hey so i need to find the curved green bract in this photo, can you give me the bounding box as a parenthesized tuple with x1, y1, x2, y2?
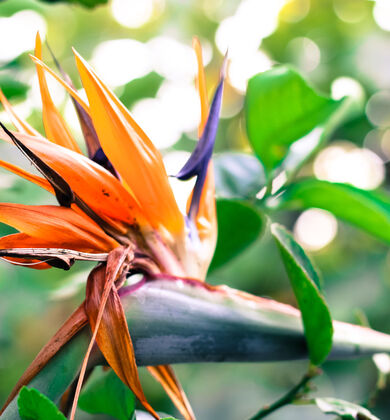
(277, 179, 390, 244)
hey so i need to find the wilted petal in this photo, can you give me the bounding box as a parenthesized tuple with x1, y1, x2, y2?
(85, 263, 158, 418)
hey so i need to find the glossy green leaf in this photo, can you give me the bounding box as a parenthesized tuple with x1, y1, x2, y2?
(246, 66, 342, 172)
(315, 398, 380, 420)
(17, 387, 66, 420)
(214, 152, 265, 199)
(78, 367, 135, 420)
(271, 223, 333, 365)
(209, 200, 264, 272)
(276, 179, 390, 244)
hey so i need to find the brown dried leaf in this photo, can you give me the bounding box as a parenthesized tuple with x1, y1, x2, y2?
(85, 253, 158, 419)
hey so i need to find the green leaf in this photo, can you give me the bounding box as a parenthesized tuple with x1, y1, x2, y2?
(246, 66, 342, 172)
(271, 223, 333, 365)
(78, 367, 135, 420)
(0, 75, 28, 100)
(315, 398, 380, 420)
(209, 200, 264, 272)
(17, 386, 66, 420)
(277, 179, 390, 244)
(119, 72, 164, 109)
(214, 152, 265, 199)
(37, 0, 108, 7)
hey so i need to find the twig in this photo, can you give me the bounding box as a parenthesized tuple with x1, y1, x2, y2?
(248, 366, 321, 420)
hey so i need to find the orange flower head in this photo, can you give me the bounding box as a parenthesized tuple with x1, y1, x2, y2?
(0, 34, 225, 420)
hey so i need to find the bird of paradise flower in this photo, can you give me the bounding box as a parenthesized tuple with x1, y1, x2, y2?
(0, 34, 225, 420)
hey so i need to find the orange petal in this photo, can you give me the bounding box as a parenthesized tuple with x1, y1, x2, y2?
(85, 264, 158, 418)
(0, 304, 88, 414)
(0, 203, 118, 252)
(0, 160, 53, 193)
(0, 128, 144, 233)
(0, 88, 41, 137)
(34, 33, 82, 154)
(30, 54, 90, 114)
(73, 50, 184, 235)
(192, 37, 209, 136)
(148, 365, 195, 420)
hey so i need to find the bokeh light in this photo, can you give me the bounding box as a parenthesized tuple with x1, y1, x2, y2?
(314, 142, 385, 190)
(333, 0, 368, 24)
(228, 50, 272, 93)
(148, 36, 211, 82)
(373, 0, 390, 31)
(0, 10, 46, 64)
(92, 39, 152, 87)
(331, 77, 364, 101)
(286, 37, 321, 73)
(215, 0, 286, 57)
(279, 0, 310, 23)
(294, 208, 338, 252)
(132, 80, 200, 149)
(366, 90, 390, 127)
(111, 0, 165, 28)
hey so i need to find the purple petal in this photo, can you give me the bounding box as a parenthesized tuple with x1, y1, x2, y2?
(176, 69, 225, 219)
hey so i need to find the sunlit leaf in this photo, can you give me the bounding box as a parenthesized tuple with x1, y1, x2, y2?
(271, 223, 333, 365)
(246, 66, 343, 172)
(214, 152, 265, 199)
(17, 387, 66, 420)
(209, 200, 264, 272)
(276, 179, 390, 244)
(315, 397, 380, 420)
(78, 368, 135, 420)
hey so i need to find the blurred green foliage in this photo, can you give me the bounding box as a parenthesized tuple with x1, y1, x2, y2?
(0, 0, 389, 419)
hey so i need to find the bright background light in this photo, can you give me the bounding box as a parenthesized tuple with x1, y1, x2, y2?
(294, 208, 338, 252)
(0, 11, 46, 64)
(314, 142, 385, 190)
(92, 39, 152, 87)
(111, 0, 165, 28)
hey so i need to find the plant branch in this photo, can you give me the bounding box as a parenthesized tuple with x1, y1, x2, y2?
(248, 367, 320, 419)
